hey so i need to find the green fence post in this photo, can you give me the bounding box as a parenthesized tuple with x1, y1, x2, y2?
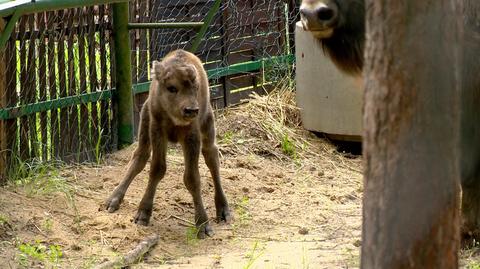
(113, 2, 134, 147)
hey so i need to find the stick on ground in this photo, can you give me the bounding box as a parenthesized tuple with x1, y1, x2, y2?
(93, 233, 159, 269)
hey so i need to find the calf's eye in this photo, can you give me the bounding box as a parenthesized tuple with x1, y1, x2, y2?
(167, 86, 178, 93)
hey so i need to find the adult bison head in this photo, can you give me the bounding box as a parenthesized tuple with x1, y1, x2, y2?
(300, 0, 365, 75)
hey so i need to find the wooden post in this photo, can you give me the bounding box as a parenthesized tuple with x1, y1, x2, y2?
(361, 1, 462, 268)
(113, 2, 134, 147)
(0, 18, 6, 183)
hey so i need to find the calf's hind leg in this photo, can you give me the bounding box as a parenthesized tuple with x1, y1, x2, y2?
(106, 106, 151, 213)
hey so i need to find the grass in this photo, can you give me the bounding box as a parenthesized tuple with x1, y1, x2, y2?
(468, 263, 480, 269)
(95, 128, 105, 165)
(281, 134, 297, 159)
(9, 158, 71, 196)
(344, 247, 360, 268)
(243, 241, 265, 269)
(220, 130, 235, 145)
(235, 196, 252, 226)
(64, 188, 82, 234)
(185, 225, 200, 245)
(225, 86, 313, 164)
(0, 214, 9, 225)
(17, 241, 63, 268)
(7, 157, 70, 197)
(41, 218, 53, 233)
(302, 245, 310, 269)
(6, 157, 83, 233)
(462, 244, 480, 269)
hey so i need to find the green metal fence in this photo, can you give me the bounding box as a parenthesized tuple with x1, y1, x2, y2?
(0, 0, 299, 182)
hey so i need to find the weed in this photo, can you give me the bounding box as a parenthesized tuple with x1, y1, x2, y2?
(220, 130, 234, 144)
(243, 241, 265, 269)
(280, 134, 296, 159)
(64, 190, 82, 234)
(81, 257, 100, 269)
(302, 245, 310, 269)
(0, 214, 9, 225)
(95, 129, 105, 165)
(8, 158, 69, 197)
(344, 247, 360, 268)
(468, 262, 480, 269)
(185, 225, 200, 245)
(236, 196, 252, 225)
(41, 218, 53, 233)
(18, 241, 63, 268)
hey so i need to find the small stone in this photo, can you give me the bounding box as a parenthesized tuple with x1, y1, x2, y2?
(298, 227, 309, 235)
(62, 172, 73, 177)
(258, 187, 275, 193)
(228, 175, 240, 181)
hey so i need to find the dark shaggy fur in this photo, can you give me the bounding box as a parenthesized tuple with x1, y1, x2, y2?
(307, 0, 366, 75)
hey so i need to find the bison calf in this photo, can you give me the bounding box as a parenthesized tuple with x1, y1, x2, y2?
(105, 49, 231, 238)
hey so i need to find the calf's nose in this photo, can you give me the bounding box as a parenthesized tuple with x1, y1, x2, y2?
(183, 107, 199, 118)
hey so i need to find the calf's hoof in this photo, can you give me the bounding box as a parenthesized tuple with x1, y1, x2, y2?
(216, 204, 232, 223)
(134, 208, 152, 226)
(197, 223, 214, 239)
(105, 195, 123, 213)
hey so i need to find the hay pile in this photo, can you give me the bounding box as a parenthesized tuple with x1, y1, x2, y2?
(215, 85, 362, 175)
(216, 87, 327, 162)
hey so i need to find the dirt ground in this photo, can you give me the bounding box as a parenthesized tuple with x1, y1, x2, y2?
(0, 90, 475, 268)
(0, 89, 363, 268)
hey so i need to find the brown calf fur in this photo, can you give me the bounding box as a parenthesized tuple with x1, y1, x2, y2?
(105, 49, 231, 238)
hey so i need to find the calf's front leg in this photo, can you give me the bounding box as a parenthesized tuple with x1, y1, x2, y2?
(182, 133, 212, 238)
(134, 128, 167, 226)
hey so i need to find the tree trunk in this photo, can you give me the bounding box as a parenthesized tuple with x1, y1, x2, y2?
(459, 0, 480, 243)
(361, 1, 462, 268)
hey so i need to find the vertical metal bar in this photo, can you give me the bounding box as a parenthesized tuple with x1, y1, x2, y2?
(189, 0, 222, 53)
(113, 2, 134, 147)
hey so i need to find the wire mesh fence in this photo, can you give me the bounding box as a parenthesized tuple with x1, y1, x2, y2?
(0, 0, 300, 181)
(0, 6, 116, 179)
(130, 0, 300, 131)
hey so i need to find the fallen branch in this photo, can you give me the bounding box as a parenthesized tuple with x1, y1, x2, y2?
(168, 215, 195, 226)
(93, 233, 159, 269)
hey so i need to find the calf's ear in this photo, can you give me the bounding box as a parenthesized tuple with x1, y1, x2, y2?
(184, 64, 197, 82)
(151, 60, 163, 80)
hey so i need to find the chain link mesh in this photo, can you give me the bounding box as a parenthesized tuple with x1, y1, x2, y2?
(130, 0, 299, 110)
(0, 1, 300, 179)
(0, 6, 116, 178)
